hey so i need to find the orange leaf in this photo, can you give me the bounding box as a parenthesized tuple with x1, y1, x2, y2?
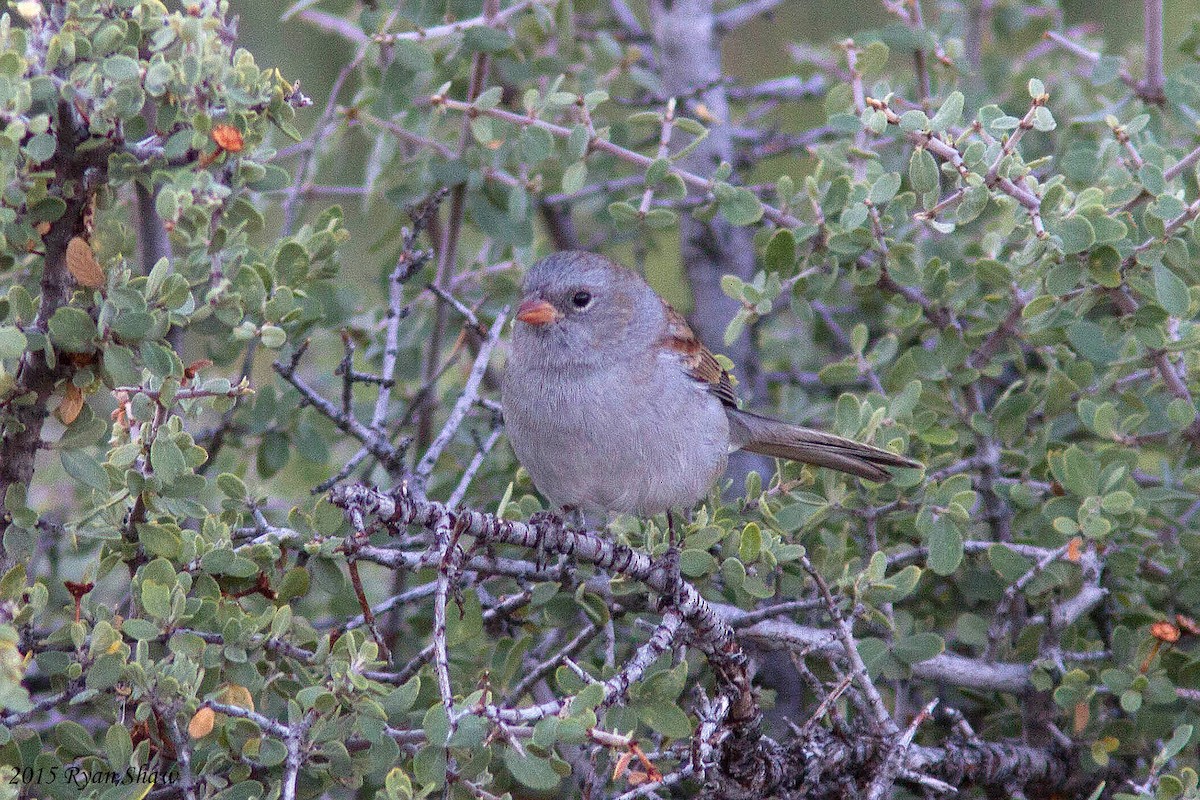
(1066, 537, 1082, 562)
(611, 751, 634, 781)
(212, 124, 244, 153)
(625, 770, 652, 786)
(220, 683, 255, 711)
(1151, 621, 1181, 643)
(188, 707, 215, 739)
(1073, 700, 1089, 733)
(66, 237, 104, 288)
(57, 385, 84, 424)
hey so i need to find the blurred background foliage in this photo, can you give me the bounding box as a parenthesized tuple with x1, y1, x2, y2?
(230, 0, 1197, 307)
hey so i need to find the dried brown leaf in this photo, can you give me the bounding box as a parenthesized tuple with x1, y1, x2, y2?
(188, 707, 215, 739)
(66, 236, 104, 288)
(56, 384, 84, 424)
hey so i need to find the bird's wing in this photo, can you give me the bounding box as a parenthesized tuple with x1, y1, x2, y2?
(659, 303, 738, 408)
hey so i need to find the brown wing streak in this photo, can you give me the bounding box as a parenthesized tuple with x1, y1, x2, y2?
(660, 303, 738, 408)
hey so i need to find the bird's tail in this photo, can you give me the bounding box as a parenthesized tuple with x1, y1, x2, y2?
(727, 408, 921, 482)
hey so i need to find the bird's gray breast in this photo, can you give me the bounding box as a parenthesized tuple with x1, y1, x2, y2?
(501, 353, 729, 516)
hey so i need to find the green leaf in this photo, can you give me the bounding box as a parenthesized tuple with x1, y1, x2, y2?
(56, 720, 98, 756)
(29, 196, 67, 224)
(1088, 246, 1123, 287)
(61, 450, 110, 492)
(48, 306, 98, 352)
(122, 618, 160, 640)
(217, 473, 247, 499)
(503, 748, 562, 791)
(607, 201, 638, 225)
(561, 160, 587, 195)
(519, 126, 554, 165)
(1032, 106, 1056, 132)
(988, 544, 1034, 583)
(893, 632, 944, 664)
(463, 26, 513, 53)
(1067, 320, 1118, 365)
(1168, 397, 1197, 429)
(908, 148, 938, 194)
(567, 124, 589, 160)
(1052, 215, 1095, 254)
(140, 581, 172, 620)
(719, 187, 763, 226)
(643, 208, 677, 228)
(0, 326, 27, 359)
(927, 517, 963, 575)
(930, 91, 964, 131)
(738, 523, 761, 563)
(1140, 163, 1166, 195)
(1155, 724, 1194, 767)
(277, 567, 310, 601)
(102, 54, 140, 82)
(855, 41, 890, 79)
(105, 721, 133, 769)
(764, 228, 796, 276)
(956, 183, 988, 224)
(645, 157, 669, 186)
(384, 767, 414, 800)
(150, 436, 187, 482)
(24, 132, 55, 163)
(1153, 263, 1190, 317)
(869, 172, 902, 206)
(137, 523, 182, 559)
(1058, 445, 1101, 497)
(473, 86, 502, 111)
(638, 701, 693, 738)
(900, 109, 930, 132)
(260, 325, 286, 349)
(876, 565, 921, 602)
(247, 164, 291, 191)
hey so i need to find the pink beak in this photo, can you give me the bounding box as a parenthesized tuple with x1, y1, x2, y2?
(516, 297, 562, 326)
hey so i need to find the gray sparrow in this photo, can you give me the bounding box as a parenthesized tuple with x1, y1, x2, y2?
(500, 251, 920, 518)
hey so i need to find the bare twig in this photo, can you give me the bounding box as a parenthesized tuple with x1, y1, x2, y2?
(713, 0, 785, 33)
(1141, 0, 1165, 103)
(413, 310, 507, 488)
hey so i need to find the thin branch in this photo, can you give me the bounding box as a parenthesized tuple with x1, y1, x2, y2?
(726, 74, 827, 102)
(413, 310, 507, 488)
(428, 94, 803, 229)
(370, 0, 557, 43)
(1043, 31, 1137, 90)
(1142, 0, 1165, 103)
(713, 0, 786, 33)
(416, 0, 499, 454)
(446, 425, 504, 507)
(799, 555, 897, 733)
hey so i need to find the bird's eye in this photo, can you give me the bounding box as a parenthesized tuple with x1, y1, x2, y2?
(571, 291, 593, 309)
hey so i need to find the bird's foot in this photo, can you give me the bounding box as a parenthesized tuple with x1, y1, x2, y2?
(657, 545, 683, 610)
(528, 509, 565, 528)
(528, 508, 572, 572)
(658, 510, 684, 608)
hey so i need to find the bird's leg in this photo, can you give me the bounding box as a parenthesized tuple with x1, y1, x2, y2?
(660, 509, 683, 609)
(528, 507, 569, 572)
(565, 506, 586, 530)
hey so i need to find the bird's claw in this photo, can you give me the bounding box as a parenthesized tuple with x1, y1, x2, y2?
(528, 509, 566, 572)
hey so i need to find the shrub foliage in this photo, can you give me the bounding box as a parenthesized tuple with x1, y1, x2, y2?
(3, 0, 1200, 798)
